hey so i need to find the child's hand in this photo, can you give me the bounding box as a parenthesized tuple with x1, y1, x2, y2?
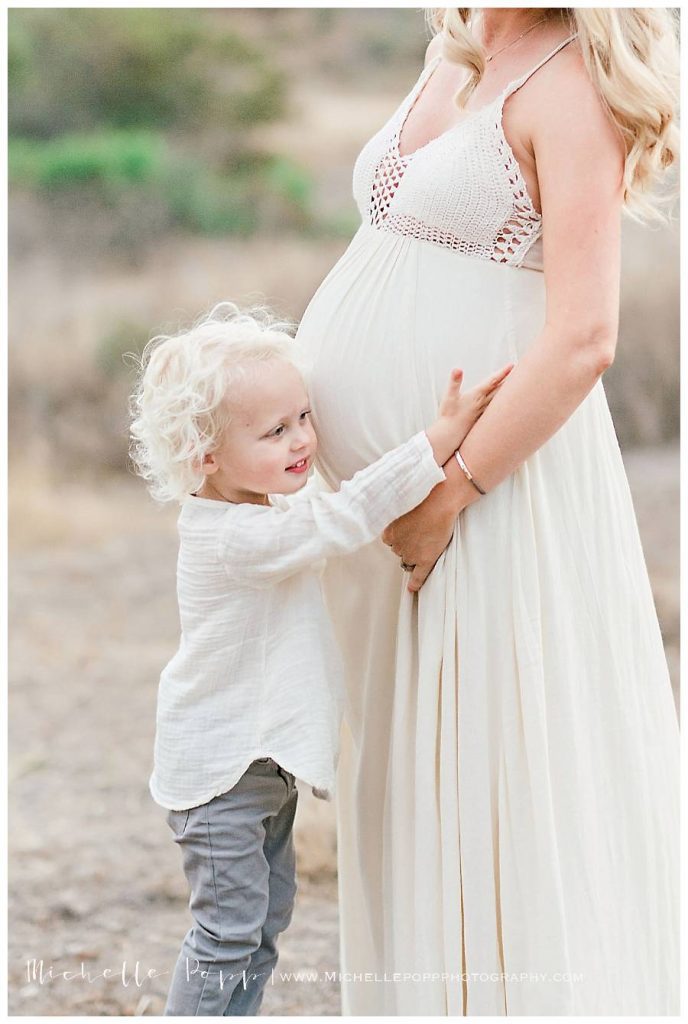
(425, 363, 514, 467)
(438, 364, 513, 425)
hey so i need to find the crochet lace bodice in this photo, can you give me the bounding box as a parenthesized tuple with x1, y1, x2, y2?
(352, 33, 578, 271)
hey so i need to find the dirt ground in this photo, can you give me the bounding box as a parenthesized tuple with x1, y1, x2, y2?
(8, 442, 679, 1016)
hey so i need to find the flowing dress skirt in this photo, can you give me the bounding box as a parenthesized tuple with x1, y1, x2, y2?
(295, 223, 679, 1015)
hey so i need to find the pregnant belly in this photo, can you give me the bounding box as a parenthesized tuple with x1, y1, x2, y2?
(295, 224, 546, 485)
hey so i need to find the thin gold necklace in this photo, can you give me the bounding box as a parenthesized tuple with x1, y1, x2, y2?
(484, 16, 550, 63)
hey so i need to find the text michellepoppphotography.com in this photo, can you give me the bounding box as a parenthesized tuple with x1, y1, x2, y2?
(25, 958, 583, 989)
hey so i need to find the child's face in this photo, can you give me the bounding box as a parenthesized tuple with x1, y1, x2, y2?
(199, 359, 317, 504)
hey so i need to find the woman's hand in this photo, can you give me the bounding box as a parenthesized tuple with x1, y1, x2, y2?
(386, 363, 511, 592)
(382, 454, 480, 592)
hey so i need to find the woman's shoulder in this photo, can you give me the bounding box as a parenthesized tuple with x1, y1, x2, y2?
(523, 39, 622, 155)
(526, 35, 594, 105)
(423, 33, 443, 67)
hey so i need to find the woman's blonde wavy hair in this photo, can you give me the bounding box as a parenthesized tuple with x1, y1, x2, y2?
(425, 8, 680, 224)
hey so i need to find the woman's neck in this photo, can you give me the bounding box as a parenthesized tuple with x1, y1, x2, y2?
(477, 7, 555, 49)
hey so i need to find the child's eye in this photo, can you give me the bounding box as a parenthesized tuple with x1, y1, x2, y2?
(270, 409, 311, 438)
(267, 412, 309, 438)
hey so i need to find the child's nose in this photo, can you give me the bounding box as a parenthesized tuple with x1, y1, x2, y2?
(293, 427, 310, 449)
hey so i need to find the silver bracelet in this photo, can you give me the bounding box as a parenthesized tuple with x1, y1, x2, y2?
(454, 448, 486, 495)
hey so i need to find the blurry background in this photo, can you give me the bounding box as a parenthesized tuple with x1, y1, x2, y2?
(8, 8, 679, 1016)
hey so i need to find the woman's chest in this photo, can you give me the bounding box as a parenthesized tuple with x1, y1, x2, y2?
(401, 92, 540, 220)
(353, 112, 536, 237)
(351, 67, 542, 265)
(397, 61, 541, 215)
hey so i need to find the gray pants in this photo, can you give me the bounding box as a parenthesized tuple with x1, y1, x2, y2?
(163, 758, 298, 1015)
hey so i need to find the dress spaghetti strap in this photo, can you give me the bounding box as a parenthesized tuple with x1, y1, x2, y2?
(503, 32, 579, 98)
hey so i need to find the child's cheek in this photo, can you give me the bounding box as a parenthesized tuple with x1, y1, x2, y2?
(258, 450, 281, 478)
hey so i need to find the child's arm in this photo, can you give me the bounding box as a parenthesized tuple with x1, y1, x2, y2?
(217, 429, 446, 586)
(217, 363, 512, 586)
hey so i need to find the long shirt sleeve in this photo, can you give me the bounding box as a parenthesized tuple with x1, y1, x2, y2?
(216, 430, 446, 585)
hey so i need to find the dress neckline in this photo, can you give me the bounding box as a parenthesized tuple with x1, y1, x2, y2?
(395, 31, 578, 161)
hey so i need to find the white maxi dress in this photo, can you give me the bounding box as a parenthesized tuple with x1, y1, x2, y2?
(294, 34, 679, 1016)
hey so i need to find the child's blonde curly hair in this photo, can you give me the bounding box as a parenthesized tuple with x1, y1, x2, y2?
(129, 301, 311, 504)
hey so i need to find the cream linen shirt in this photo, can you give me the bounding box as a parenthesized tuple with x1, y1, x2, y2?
(149, 430, 446, 810)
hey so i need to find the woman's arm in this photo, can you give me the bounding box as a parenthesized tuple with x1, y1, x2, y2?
(384, 51, 627, 593)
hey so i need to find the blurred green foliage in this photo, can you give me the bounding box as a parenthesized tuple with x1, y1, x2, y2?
(9, 132, 166, 189)
(8, 8, 285, 137)
(8, 8, 315, 237)
(9, 131, 312, 236)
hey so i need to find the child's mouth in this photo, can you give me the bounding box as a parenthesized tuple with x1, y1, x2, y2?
(286, 457, 309, 474)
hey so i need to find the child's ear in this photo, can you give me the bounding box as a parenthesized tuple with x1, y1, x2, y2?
(200, 451, 219, 477)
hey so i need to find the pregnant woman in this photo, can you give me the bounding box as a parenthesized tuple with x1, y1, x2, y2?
(295, 7, 679, 1016)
